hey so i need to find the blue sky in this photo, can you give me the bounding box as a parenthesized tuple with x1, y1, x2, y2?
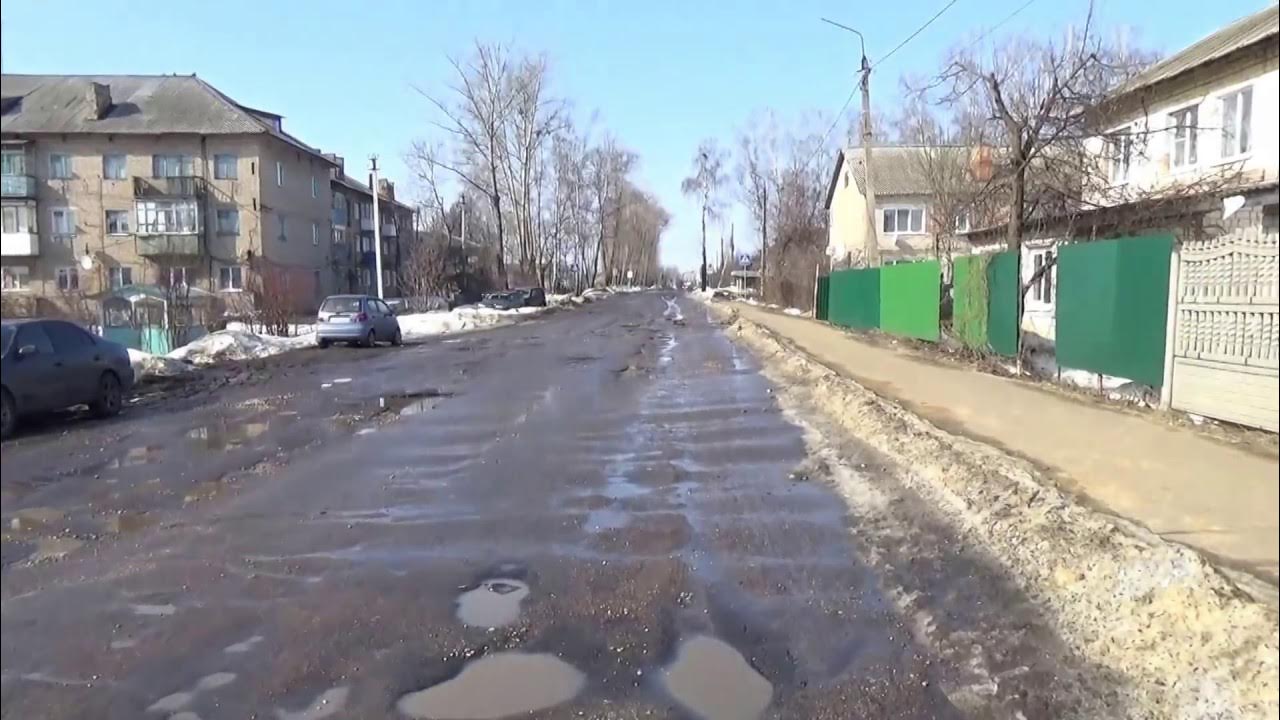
(2, 0, 1270, 270)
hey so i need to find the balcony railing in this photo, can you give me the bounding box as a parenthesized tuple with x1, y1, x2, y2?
(1, 175, 38, 198)
(359, 250, 377, 267)
(133, 176, 207, 197)
(137, 234, 201, 256)
(0, 231, 39, 257)
(359, 217, 375, 232)
(381, 222, 398, 237)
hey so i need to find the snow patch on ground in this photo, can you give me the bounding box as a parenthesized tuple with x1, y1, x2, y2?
(783, 307, 806, 316)
(166, 330, 316, 366)
(128, 348, 195, 380)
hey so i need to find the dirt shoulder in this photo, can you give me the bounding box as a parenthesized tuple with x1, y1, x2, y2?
(709, 300, 1279, 720)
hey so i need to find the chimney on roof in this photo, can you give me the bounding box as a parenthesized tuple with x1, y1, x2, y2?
(378, 178, 395, 201)
(86, 82, 112, 120)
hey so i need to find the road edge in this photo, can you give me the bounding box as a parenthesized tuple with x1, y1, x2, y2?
(704, 298, 1279, 720)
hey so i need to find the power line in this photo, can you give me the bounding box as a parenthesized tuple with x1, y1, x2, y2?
(873, 0, 961, 69)
(803, 87, 858, 171)
(964, 0, 1039, 52)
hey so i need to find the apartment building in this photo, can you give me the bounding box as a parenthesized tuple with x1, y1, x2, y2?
(1, 74, 339, 317)
(326, 155, 415, 297)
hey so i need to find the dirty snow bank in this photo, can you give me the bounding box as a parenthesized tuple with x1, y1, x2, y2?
(128, 348, 195, 379)
(399, 305, 544, 340)
(166, 329, 315, 366)
(710, 301, 1279, 720)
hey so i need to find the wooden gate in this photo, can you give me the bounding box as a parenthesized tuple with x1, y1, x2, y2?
(1168, 207, 1279, 431)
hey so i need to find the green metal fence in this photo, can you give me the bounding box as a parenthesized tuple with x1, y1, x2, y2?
(828, 268, 880, 330)
(952, 255, 990, 351)
(816, 276, 830, 321)
(1056, 233, 1174, 386)
(880, 260, 940, 341)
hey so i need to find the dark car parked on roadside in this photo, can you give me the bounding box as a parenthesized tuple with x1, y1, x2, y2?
(479, 291, 527, 311)
(1, 319, 135, 439)
(522, 287, 547, 307)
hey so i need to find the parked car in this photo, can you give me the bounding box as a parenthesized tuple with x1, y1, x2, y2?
(521, 287, 547, 307)
(315, 295, 403, 348)
(479, 291, 527, 311)
(449, 289, 484, 310)
(1, 319, 135, 439)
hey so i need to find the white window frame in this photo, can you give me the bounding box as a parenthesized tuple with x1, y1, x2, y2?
(108, 266, 134, 289)
(332, 227, 345, 245)
(152, 154, 193, 178)
(2, 265, 30, 292)
(49, 153, 73, 179)
(311, 175, 318, 198)
(105, 209, 131, 235)
(50, 207, 76, 237)
(1105, 126, 1133, 184)
(1028, 247, 1056, 306)
(214, 153, 238, 180)
(312, 221, 319, 246)
(881, 206, 925, 235)
(1218, 85, 1253, 161)
(218, 265, 245, 292)
(953, 212, 971, 234)
(103, 154, 127, 180)
(167, 266, 190, 289)
(2, 204, 37, 233)
(216, 208, 240, 235)
(1168, 104, 1198, 170)
(56, 266, 80, 291)
(135, 199, 199, 234)
(276, 161, 284, 187)
(1, 149, 27, 176)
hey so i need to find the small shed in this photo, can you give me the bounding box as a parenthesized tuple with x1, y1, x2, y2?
(98, 284, 213, 355)
(730, 270, 761, 295)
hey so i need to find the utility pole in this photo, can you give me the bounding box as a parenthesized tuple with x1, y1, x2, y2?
(822, 18, 880, 267)
(370, 155, 384, 299)
(760, 183, 768, 302)
(699, 205, 708, 292)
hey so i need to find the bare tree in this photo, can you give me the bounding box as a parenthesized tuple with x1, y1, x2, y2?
(681, 140, 727, 292)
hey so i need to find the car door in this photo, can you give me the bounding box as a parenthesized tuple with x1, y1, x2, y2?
(375, 300, 397, 337)
(43, 321, 100, 405)
(9, 323, 65, 412)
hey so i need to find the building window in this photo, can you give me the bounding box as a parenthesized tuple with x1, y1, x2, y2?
(216, 208, 240, 235)
(276, 161, 284, 187)
(167, 266, 189, 288)
(360, 235, 374, 253)
(152, 154, 193, 178)
(277, 213, 287, 242)
(1031, 249, 1055, 303)
(2, 205, 37, 233)
(311, 175, 318, 198)
(106, 209, 131, 235)
(881, 207, 924, 234)
(49, 153, 73, 179)
(219, 266, 244, 291)
(136, 199, 199, 234)
(332, 227, 345, 245)
(1, 149, 27, 176)
(103, 154, 127, 180)
(360, 267, 372, 288)
(1220, 87, 1252, 159)
(57, 267, 80, 291)
(1106, 127, 1133, 183)
(50, 207, 76, 237)
(383, 269, 393, 289)
(312, 221, 319, 246)
(2, 266, 30, 292)
(1169, 105, 1198, 168)
(214, 154, 238, 180)
(108, 266, 134, 289)
(953, 212, 971, 234)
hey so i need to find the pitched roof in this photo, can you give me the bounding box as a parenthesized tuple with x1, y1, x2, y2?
(825, 145, 964, 208)
(1115, 5, 1278, 97)
(0, 74, 335, 165)
(331, 173, 413, 213)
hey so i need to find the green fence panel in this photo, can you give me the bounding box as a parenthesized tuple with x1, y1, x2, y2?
(1056, 233, 1173, 386)
(828, 268, 880, 329)
(880, 260, 940, 341)
(986, 252, 1019, 357)
(816, 276, 831, 321)
(952, 256, 988, 351)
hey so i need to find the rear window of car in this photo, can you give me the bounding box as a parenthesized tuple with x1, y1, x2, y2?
(321, 297, 363, 314)
(44, 321, 95, 353)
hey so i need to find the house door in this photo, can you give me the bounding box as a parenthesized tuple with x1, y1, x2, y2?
(1168, 206, 1278, 431)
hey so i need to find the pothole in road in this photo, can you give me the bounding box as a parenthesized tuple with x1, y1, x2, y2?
(660, 635, 773, 720)
(455, 579, 530, 628)
(374, 390, 453, 417)
(396, 652, 585, 719)
(186, 419, 273, 451)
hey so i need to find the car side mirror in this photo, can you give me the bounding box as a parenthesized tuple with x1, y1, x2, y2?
(16, 344, 38, 358)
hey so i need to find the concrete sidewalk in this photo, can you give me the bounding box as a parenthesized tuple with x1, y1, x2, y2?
(733, 303, 1280, 588)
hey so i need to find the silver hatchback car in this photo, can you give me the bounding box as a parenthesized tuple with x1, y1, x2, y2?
(315, 295, 403, 348)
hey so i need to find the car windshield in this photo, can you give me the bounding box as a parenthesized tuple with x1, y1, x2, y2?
(320, 297, 363, 314)
(0, 325, 13, 355)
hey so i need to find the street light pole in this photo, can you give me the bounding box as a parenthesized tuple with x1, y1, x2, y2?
(822, 18, 880, 268)
(370, 155, 384, 298)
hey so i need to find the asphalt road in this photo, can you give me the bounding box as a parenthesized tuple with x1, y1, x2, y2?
(2, 293, 1072, 719)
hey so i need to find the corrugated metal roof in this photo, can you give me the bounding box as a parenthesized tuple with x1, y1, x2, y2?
(825, 145, 965, 208)
(1116, 5, 1278, 96)
(0, 74, 336, 166)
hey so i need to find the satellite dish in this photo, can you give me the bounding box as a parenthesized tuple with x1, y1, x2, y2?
(78, 253, 94, 271)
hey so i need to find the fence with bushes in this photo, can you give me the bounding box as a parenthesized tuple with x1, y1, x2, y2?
(953, 252, 1018, 356)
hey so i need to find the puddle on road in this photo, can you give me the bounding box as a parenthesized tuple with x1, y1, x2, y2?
(147, 672, 236, 713)
(186, 420, 270, 451)
(661, 635, 773, 720)
(131, 603, 177, 616)
(603, 476, 650, 499)
(396, 652, 585, 719)
(223, 635, 264, 654)
(456, 579, 530, 628)
(10, 506, 65, 529)
(585, 507, 631, 532)
(277, 686, 349, 720)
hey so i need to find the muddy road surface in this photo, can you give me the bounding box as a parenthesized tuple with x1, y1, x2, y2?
(3, 293, 1075, 719)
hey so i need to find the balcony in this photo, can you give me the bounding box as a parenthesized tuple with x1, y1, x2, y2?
(137, 234, 201, 256)
(1, 175, 38, 199)
(133, 176, 207, 198)
(359, 250, 377, 267)
(381, 222, 398, 237)
(359, 217, 375, 232)
(0, 231, 39, 257)
(332, 207, 349, 227)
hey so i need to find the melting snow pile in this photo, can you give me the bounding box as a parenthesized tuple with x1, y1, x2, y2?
(398, 306, 544, 341)
(166, 329, 315, 366)
(783, 307, 806, 316)
(128, 348, 195, 380)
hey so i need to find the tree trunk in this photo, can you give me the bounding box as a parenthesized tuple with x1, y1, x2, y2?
(699, 206, 708, 292)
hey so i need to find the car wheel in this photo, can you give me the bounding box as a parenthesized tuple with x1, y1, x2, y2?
(392, 328, 403, 346)
(90, 372, 123, 418)
(364, 329, 377, 348)
(317, 337, 331, 349)
(1, 388, 16, 440)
